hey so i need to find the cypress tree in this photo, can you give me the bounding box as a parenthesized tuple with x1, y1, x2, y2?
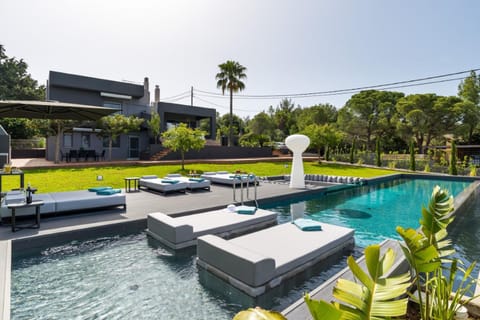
(449, 140, 458, 175)
(409, 141, 416, 171)
(375, 138, 381, 167)
(350, 136, 356, 164)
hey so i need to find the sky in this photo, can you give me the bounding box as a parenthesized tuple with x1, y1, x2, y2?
(1, 0, 479, 118)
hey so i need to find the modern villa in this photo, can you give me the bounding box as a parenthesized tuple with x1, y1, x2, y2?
(45, 71, 216, 161)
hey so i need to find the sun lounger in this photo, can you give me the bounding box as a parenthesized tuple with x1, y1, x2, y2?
(196, 221, 355, 296)
(0, 190, 126, 218)
(200, 171, 257, 186)
(139, 175, 188, 194)
(165, 174, 211, 191)
(146, 207, 278, 249)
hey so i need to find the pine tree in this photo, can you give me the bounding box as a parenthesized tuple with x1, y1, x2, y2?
(449, 140, 458, 175)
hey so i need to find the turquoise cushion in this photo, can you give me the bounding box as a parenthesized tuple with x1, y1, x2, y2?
(88, 186, 112, 192)
(96, 188, 122, 195)
(235, 205, 257, 215)
(161, 179, 179, 184)
(292, 218, 322, 231)
(189, 178, 205, 182)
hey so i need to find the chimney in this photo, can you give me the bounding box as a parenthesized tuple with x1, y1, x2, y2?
(154, 85, 160, 103)
(143, 77, 150, 104)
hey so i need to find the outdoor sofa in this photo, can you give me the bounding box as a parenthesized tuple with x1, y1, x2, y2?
(200, 171, 257, 186)
(0, 189, 126, 218)
(139, 175, 188, 194)
(147, 206, 278, 249)
(165, 174, 211, 191)
(196, 221, 355, 296)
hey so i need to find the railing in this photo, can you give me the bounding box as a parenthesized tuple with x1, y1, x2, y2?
(232, 174, 258, 207)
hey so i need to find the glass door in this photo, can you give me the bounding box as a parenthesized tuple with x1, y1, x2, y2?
(128, 136, 140, 159)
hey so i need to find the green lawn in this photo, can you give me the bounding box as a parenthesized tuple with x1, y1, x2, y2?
(4, 162, 398, 193)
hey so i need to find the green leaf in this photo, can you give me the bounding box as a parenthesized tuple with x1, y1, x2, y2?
(304, 294, 345, 320)
(232, 307, 287, 320)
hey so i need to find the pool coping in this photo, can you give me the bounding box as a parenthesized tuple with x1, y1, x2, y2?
(3, 173, 479, 319)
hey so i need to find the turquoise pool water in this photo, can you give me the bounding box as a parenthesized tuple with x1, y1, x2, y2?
(10, 177, 475, 319)
(264, 178, 472, 248)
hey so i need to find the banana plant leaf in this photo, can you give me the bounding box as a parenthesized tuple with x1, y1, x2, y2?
(232, 307, 287, 320)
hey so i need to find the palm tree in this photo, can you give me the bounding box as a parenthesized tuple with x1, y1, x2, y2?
(215, 60, 247, 146)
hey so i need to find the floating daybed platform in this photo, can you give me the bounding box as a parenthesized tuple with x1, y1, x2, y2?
(200, 171, 257, 186)
(165, 174, 211, 191)
(139, 175, 188, 194)
(196, 221, 355, 297)
(146, 207, 277, 249)
(0, 189, 126, 218)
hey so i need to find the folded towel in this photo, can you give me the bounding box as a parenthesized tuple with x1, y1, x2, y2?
(235, 205, 257, 215)
(293, 218, 322, 231)
(161, 179, 179, 184)
(189, 178, 205, 182)
(88, 186, 113, 192)
(96, 188, 121, 195)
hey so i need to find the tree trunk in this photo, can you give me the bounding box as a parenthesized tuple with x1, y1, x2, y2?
(229, 88, 233, 147)
(54, 122, 63, 164)
(109, 137, 113, 161)
(181, 151, 185, 170)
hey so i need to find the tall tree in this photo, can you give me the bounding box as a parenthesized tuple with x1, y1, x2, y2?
(216, 113, 245, 145)
(161, 123, 206, 170)
(147, 112, 161, 144)
(0, 45, 46, 138)
(296, 103, 337, 131)
(338, 90, 403, 150)
(457, 71, 480, 142)
(96, 114, 143, 161)
(215, 60, 247, 146)
(274, 98, 296, 135)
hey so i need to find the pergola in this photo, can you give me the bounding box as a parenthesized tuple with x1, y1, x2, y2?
(0, 100, 117, 163)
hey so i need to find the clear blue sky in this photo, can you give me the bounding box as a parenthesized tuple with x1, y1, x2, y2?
(1, 0, 479, 117)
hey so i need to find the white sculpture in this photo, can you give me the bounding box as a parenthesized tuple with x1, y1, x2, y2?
(285, 134, 310, 189)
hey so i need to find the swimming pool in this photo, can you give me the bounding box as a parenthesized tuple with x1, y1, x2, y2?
(264, 177, 472, 247)
(10, 176, 476, 319)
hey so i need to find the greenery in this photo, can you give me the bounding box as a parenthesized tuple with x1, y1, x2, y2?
(375, 138, 381, 167)
(147, 112, 161, 143)
(0, 45, 46, 139)
(449, 140, 457, 175)
(350, 136, 356, 164)
(161, 124, 207, 170)
(215, 60, 247, 147)
(9, 162, 396, 193)
(305, 245, 410, 319)
(409, 140, 416, 171)
(233, 307, 286, 320)
(96, 114, 144, 161)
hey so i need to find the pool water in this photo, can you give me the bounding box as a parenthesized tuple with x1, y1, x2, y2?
(11, 177, 474, 319)
(11, 233, 355, 319)
(264, 178, 472, 248)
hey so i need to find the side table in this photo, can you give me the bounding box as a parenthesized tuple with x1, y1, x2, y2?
(124, 177, 140, 193)
(7, 200, 44, 232)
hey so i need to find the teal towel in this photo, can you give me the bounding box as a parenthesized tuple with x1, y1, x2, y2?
(88, 186, 112, 192)
(293, 218, 322, 231)
(161, 179, 179, 184)
(189, 178, 205, 182)
(96, 188, 121, 195)
(235, 205, 257, 215)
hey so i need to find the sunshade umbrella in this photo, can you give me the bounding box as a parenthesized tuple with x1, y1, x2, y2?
(0, 100, 118, 163)
(0, 100, 117, 120)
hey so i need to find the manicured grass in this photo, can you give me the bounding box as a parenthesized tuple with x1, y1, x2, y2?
(6, 161, 398, 193)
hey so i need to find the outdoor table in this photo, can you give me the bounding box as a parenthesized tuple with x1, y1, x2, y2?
(7, 200, 44, 232)
(124, 177, 140, 193)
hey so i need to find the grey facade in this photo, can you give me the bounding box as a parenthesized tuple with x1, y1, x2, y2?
(46, 71, 217, 161)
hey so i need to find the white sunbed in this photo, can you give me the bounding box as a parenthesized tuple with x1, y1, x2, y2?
(200, 171, 257, 186)
(139, 175, 188, 194)
(196, 221, 355, 297)
(165, 174, 211, 191)
(146, 206, 278, 249)
(0, 190, 126, 218)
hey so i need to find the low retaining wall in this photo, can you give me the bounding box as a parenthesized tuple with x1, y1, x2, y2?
(160, 146, 273, 160)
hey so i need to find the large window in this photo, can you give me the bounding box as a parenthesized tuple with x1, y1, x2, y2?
(103, 101, 122, 114)
(63, 133, 72, 148)
(103, 136, 120, 148)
